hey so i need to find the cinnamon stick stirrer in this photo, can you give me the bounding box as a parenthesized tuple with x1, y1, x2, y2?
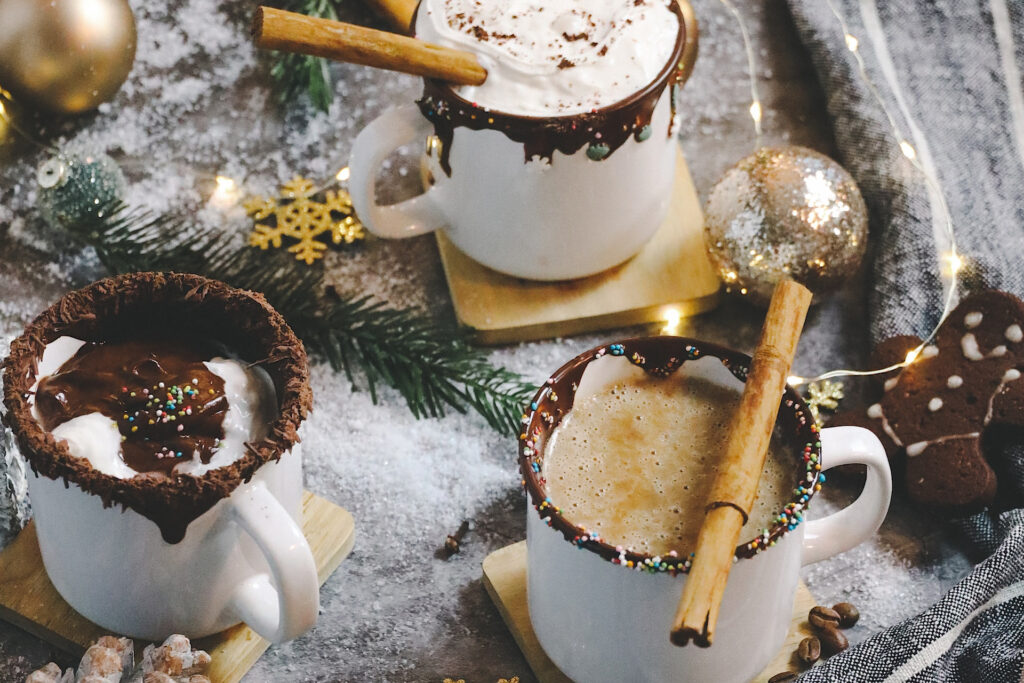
(361, 0, 419, 33)
(252, 7, 487, 86)
(671, 279, 813, 647)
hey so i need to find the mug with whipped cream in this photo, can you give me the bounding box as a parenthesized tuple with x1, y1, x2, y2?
(349, 0, 698, 281)
(2, 273, 319, 644)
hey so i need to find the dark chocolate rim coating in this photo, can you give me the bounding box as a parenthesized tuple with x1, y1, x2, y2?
(415, 1, 694, 173)
(519, 336, 823, 575)
(419, 0, 690, 123)
(2, 272, 313, 543)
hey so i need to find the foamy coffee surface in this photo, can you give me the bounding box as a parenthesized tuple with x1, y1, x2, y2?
(543, 374, 797, 556)
(415, 0, 679, 116)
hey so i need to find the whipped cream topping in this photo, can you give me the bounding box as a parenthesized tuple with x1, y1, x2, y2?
(30, 336, 277, 479)
(415, 0, 680, 116)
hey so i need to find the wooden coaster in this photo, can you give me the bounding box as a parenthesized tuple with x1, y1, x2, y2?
(482, 541, 817, 683)
(436, 151, 721, 345)
(0, 491, 355, 683)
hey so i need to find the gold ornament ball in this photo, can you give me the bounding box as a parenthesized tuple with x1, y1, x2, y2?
(0, 0, 136, 114)
(703, 146, 868, 306)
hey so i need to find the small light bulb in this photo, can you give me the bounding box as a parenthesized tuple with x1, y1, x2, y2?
(844, 33, 859, 52)
(904, 347, 921, 364)
(662, 307, 682, 334)
(946, 251, 964, 275)
(336, 167, 351, 182)
(787, 375, 804, 387)
(211, 176, 240, 208)
(900, 140, 917, 160)
(749, 100, 762, 124)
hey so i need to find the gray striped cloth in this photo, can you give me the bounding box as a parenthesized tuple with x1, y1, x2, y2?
(786, 1, 1024, 680)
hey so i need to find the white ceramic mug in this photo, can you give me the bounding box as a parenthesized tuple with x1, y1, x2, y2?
(1, 273, 321, 645)
(520, 337, 892, 683)
(27, 446, 317, 643)
(348, 3, 698, 281)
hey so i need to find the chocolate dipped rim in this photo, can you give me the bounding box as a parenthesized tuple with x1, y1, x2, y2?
(519, 336, 823, 576)
(2, 272, 312, 544)
(417, 0, 695, 174)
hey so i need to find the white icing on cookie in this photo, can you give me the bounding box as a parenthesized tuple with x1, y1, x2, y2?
(905, 432, 981, 458)
(965, 311, 983, 328)
(884, 377, 899, 392)
(984, 368, 1023, 425)
(922, 345, 939, 358)
(991, 345, 1008, 357)
(867, 403, 904, 446)
(928, 397, 943, 412)
(906, 441, 928, 457)
(962, 333, 984, 360)
(1006, 324, 1023, 343)
(947, 375, 963, 389)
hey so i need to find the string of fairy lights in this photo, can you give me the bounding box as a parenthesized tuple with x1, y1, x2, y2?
(1, 3, 963, 384)
(717, 0, 964, 388)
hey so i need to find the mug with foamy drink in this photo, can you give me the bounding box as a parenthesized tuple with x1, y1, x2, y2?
(349, 0, 698, 280)
(520, 337, 892, 683)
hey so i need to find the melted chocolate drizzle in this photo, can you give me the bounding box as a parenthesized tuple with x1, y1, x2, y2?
(35, 340, 228, 477)
(416, 1, 688, 175)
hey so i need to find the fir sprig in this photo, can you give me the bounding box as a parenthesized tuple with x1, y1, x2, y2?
(268, 0, 339, 111)
(71, 204, 535, 435)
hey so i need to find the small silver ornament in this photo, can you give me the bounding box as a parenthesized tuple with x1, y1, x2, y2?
(37, 150, 126, 229)
(703, 146, 868, 306)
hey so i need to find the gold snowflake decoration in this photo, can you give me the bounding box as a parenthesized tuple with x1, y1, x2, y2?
(805, 379, 845, 424)
(245, 176, 365, 264)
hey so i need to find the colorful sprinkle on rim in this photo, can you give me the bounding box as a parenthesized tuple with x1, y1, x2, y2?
(519, 336, 824, 577)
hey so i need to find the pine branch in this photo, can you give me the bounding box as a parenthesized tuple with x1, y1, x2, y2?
(268, 0, 338, 111)
(69, 204, 534, 435)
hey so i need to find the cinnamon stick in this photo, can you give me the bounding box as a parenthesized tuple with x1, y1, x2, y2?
(361, 0, 419, 33)
(671, 279, 812, 647)
(252, 6, 487, 86)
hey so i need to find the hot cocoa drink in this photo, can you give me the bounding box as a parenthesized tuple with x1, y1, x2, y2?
(543, 372, 797, 556)
(31, 336, 276, 479)
(414, 0, 688, 172)
(416, 0, 681, 116)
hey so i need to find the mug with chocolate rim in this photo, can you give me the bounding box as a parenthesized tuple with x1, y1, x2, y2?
(348, 0, 699, 281)
(2, 272, 319, 644)
(520, 336, 893, 683)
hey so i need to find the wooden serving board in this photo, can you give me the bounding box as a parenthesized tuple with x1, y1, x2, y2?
(436, 151, 721, 345)
(482, 541, 817, 683)
(0, 491, 355, 683)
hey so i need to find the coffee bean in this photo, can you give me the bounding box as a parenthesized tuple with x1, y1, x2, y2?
(808, 605, 841, 629)
(819, 625, 849, 655)
(833, 602, 860, 628)
(797, 636, 821, 665)
(768, 673, 798, 683)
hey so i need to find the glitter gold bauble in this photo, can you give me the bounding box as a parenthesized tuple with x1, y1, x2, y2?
(0, 0, 136, 113)
(703, 146, 868, 306)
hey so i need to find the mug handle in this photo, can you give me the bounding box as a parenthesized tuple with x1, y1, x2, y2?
(224, 481, 319, 643)
(348, 103, 448, 239)
(801, 426, 892, 566)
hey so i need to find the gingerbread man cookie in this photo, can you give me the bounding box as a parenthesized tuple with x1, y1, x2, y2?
(862, 291, 1024, 511)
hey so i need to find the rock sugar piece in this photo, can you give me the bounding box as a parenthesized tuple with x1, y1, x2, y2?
(133, 634, 211, 682)
(865, 290, 1024, 511)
